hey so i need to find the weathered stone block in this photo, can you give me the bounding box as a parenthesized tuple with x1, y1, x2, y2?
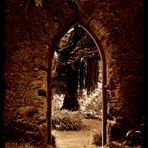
(17, 106, 38, 117)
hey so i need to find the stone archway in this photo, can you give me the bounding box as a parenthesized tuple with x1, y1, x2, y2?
(49, 22, 108, 146)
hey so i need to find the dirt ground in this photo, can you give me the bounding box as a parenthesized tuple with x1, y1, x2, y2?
(52, 119, 102, 148)
(5, 119, 102, 148)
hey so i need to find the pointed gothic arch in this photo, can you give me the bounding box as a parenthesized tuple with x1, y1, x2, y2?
(48, 22, 107, 146)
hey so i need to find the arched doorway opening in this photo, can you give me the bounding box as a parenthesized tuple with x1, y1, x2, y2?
(49, 22, 107, 147)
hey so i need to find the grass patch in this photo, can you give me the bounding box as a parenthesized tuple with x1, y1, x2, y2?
(52, 110, 86, 130)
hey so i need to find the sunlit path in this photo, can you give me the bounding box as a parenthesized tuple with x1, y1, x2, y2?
(52, 119, 102, 148)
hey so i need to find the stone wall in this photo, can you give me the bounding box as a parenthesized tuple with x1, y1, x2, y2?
(3, 0, 144, 145)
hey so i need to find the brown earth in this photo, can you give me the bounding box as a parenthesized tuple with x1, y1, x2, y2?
(52, 119, 102, 148)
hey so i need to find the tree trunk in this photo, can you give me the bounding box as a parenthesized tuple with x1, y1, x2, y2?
(61, 64, 79, 111)
(86, 58, 99, 95)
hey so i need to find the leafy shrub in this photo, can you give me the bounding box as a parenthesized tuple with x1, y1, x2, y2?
(52, 110, 86, 130)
